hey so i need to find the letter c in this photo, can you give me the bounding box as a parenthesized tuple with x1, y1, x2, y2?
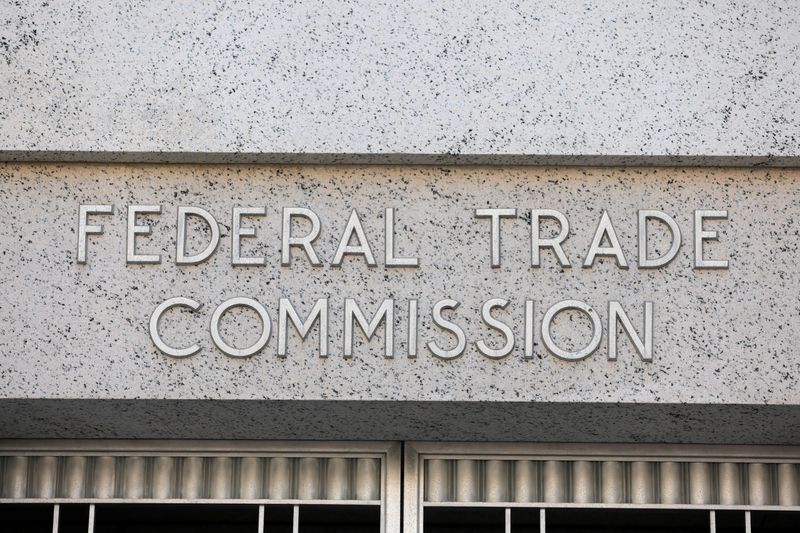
(149, 297, 202, 357)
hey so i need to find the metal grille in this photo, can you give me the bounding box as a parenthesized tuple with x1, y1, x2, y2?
(423, 459, 799, 506)
(404, 443, 800, 533)
(1, 455, 381, 502)
(5, 441, 800, 532)
(0, 440, 400, 533)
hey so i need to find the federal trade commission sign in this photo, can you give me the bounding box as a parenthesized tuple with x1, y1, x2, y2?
(79, 204, 725, 363)
(0, 165, 796, 407)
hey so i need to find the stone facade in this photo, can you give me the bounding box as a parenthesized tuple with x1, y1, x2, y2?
(1, 164, 798, 442)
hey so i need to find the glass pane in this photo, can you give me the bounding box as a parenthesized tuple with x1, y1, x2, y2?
(0, 504, 54, 533)
(298, 504, 380, 533)
(424, 507, 505, 533)
(716, 510, 746, 533)
(750, 511, 800, 533)
(511, 507, 541, 533)
(263, 505, 294, 533)
(93, 504, 259, 533)
(542, 508, 710, 533)
(59, 504, 91, 533)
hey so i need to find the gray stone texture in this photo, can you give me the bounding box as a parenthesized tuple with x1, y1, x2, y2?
(3, 400, 799, 444)
(1, 164, 798, 402)
(1, 1, 799, 164)
(1, 163, 799, 442)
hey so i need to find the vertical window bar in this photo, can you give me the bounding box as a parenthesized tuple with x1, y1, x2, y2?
(708, 510, 716, 533)
(292, 504, 300, 533)
(745, 511, 752, 533)
(88, 504, 95, 533)
(52, 504, 60, 533)
(258, 504, 265, 533)
(504, 507, 511, 533)
(539, 508, 546, 533)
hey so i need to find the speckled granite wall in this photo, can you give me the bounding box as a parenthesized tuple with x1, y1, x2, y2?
(1, 1, 798, 164)
(0, 164, 797, 442)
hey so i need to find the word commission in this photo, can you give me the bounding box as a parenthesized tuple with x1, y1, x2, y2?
(76, 205, 730, 362)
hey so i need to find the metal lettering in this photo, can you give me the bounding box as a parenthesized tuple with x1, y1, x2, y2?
(408, 299, 419, 358)
(176, 206, 221, 265)
(476, 298, 515, 359)
(541, 299, 602, 361)
(333, 210, 377, 267)
(232, 207, 266, 266)
(531, 209, 571, 268)
(127, 205, 162, 264)
(278, 298, 328, 357)
(524, 300, 535, 359)
(694, 209, 729, 268)
(210, 297, 271, 358)
(638, 210, 681, 268)
(583, 210, 629, 268)
(384, 208, 419, 267)
(149, 297, 202, 357)
(608, 301, 653, 361)
(77, 204, 113, 264)
(281, 207, 322, 266)
(475, 208, 517, 268)
(427, 299, 466, 360)
(343, 299, 394, 358)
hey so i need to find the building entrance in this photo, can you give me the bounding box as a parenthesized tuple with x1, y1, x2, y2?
(2, 441, 799, 532)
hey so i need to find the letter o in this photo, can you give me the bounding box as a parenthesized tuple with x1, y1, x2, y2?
(149, 297, 202, 358)
(210, 297, 272, 358)
(541, 300, 602, 361)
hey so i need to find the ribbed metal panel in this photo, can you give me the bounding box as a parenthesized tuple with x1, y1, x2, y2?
(778, 463, 800, 506)
(151, 456, 174, 499)
(749, 463, 771, 505)
(513, 460, 536, 503)
(63, 456, 86, 498)
(425, 459, 449, 503)
(601, 461, 623, 504)
(2, 457, 27, 499)
(123, 456, 145, 499)
(238, 457, 262, 499)
(484, 460, 508, 503)
(455, 460, 479, 502)
(718, 462, 740, 505)
(269, 457, 292, 499)
(421, 458, 800, 506)
(543, 461, 564, 503)
(572, 461, 594, 504)
(689, 462, 712, 505)
(297, 457, 321, 500)
(630, 461, 653, 504)
(356, 458, 381, 501)
(93, 456, 116, 499)
(35, 456, 57, 499)
(659, 461, 682, 504)
(326, 457, 349, 500)
(0, 455, 381, 502)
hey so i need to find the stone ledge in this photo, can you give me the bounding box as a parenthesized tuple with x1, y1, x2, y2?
(2, 400, 798, 444)
(0, 151, 798, 167)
